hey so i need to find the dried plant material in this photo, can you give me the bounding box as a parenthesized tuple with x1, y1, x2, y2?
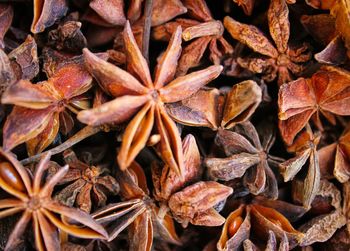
(306, 0, 336, 9)
(48, 21, 87, 52)
(301, 14, 336, 46)
(205, 122, 283, 199)
(280, 128, 320, 209)
(318, 127, 350, 183)
(152, 134, 202, 202)
(2, 64, 92, 155)
(233, 0, 255, 16)
(168, 181, 233, 227)
(49, 149, 119, 213)
(31, 0, 68, 33)
(343, 182, 350, 233)
(315, 36, 348, 65)
(224, 0, 311, 86)
(153, 0, 233, 76)
(8, 35, 39, 81)
(89, 0, 126, 26)
(167, 80, 262, 130)
(278, 66, 350, 145)
(0, 4, 13, 49)
(0, 149, 108, 251)
(331, 0, 350, 56)
(0, 49, 15, 96)
(78, 22, 222, 177)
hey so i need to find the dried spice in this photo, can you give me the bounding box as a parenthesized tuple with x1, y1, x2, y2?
(0, 149, 107, 250)
(224, 0, 311, 86)
(0, 4, 13, 49)
(78, 22, 222, 176)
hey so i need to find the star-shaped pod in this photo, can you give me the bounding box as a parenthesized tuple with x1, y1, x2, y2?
(224, 0, 311, 86)
(2, 63, 93, 155)
(78, 21, 223, 177)
(278, 66, 350, 145)
(0, 149, 108, 251)
(204, 122, 284, 199)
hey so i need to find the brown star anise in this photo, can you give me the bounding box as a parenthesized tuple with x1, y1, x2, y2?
(78, 22, 223, 177)
(0, 4, 13, 49)
(152, 0, 233, 76)
(48, 149, 119, 213)
(2, 63, 93, 155)
(318, 127, 350, 183)
(224, 0, 311, 86)
(92, 161, 181, 250)
(217, 204, 304, 250)
(278, 66, 350, 145)
(204, 122, 283, 199)
(0, 149, 108, 250)
(166, 80, 262, 130)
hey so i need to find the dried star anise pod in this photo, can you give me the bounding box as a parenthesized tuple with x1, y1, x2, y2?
(318, 126, 350, 183)
(2, 63, 93, 155)
(92, 161, 181, 250)
(152, 134, 202, 203)
(88, 0, 126, 26)
(0, 49, 15, 96)
(166, 80, 262, 130)
(205, 121, 283, 199)
(168, 180, 233, 228)
(217, 204, 304, 250)
(152, 0, 233, 76)
(279, 126, 321, 209)
(0, 149, 108, 250)
(298, 179, 346, 246)
(0, 4, 13, 49)
(31, 0, 68, 33)
(224, 0, 311, 86)
(78, 22, 223, 177)
(48, 149, 119, 213)
(278, 66, 350, 145)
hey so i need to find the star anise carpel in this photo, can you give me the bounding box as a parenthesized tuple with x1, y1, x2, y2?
(0, 149, 108, 251)
(2, 63, 93, 156)
(78, 21, 223, 177)
(224, 0, 311, 86)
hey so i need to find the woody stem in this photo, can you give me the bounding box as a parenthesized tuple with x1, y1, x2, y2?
(142, 0, 153, 62)
(20, 126, 101, 165)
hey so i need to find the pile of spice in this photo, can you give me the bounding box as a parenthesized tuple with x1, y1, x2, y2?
(0, 0, 349, 250)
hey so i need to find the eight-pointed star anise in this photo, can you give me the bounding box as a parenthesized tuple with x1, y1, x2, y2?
(78, 21, 223, 177)
(0, 149, 108, 251)
(204, 121, 284, 199)
(278, 66, 350, 145)
(224, 0, 311, 86)
(2, 63, 93, 156)
(153, 0, 233, 76)
(48, 149, 119, 213)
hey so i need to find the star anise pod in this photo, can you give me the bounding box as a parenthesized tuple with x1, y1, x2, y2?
(318, 126, 350, 183)
(31, 0, 68, 33)
(92, 161, 181, 250)
(278, 66, 350, 145)
(78, 22, 223, 176)
(2, 63, 93, 155)
(217, 204, 304, 250)
(224, 0, 311, 86)
(279, 126, 321, 209)
(204, 121, 283, 199)
(48, 149, 119, 213)
(152, 0, 233, 76)
(0, 4, 13, 49)
(166, 80, 262, 130)
(0, 149, 108, 250)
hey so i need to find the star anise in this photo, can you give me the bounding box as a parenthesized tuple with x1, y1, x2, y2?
(166, 80, 262, 130)
(318, 127, 350, 183)
(278, 66, 350, 145)
(92, 161, 181, 250)
(279, 126, 320, 209)
(224, 0, 311, 86)
(48, 149, 119, 213)
(2, 63, 93, 155)
(0, 149, 108, 250)
(217, 204, 304, 250)
(0, 4, 13, 49)
(152, 0, 233, 76)
(78, 22, 223, 177)
(204, 121, 283, 199)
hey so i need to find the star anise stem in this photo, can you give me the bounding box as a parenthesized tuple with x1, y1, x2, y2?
(142, 0, 154, 61)
(20, 125, 101, 165)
